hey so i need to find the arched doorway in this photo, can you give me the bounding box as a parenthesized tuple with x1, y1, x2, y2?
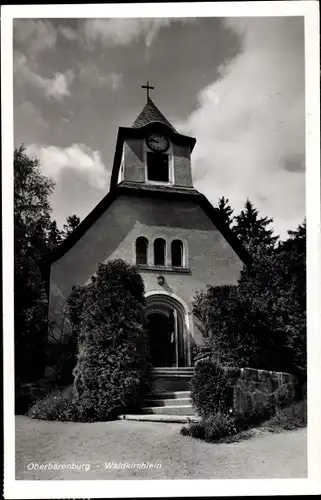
(146, 312, 175, 367)
(145, 293, 190, 367)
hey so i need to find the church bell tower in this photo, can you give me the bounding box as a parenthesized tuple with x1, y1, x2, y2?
(109, 82, 196, 191)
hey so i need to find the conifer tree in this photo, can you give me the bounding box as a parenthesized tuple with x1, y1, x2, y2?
(234, 199, 278, 256)
(216, 196, 234, 228)
(47, 220, 63, 250)
(63, 214, 80, 237)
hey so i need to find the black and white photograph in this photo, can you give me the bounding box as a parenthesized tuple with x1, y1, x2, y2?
(2, 1, 320, 498)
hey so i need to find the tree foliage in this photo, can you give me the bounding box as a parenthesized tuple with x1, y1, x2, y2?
(47, 220, 63, 251)
(14, 146, 54, 381)
(14, 145, 81, 383)
(63, 214, 80, 237)
(242, 219, 306, 373)
(193, 218, 306, 376)
(233, 199, 279, 256)
(14, 146, 54, 257)
(216, 196, 234, 228)
(193, 285, 288, 371)
(46, 215, 80, 252)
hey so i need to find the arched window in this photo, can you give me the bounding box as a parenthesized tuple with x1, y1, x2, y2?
(171, 239, 183, 267)
(154, 238, 166, 266)
(136, 237, 148, 265)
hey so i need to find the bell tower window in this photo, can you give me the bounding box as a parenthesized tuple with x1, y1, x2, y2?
(147, 152, 169, 182)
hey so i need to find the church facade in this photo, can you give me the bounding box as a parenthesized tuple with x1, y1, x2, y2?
(45, 95, 249, 369)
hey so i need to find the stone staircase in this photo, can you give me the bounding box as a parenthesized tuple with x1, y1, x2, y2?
(119, 367, 200, 423)
(151, 367, 194, 392)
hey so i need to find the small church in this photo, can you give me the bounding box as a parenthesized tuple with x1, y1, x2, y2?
(46, 83, 249, 378)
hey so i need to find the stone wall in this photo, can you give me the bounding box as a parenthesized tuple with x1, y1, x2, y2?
(193, 358, 298, 416)
(222, 365, 298, 414)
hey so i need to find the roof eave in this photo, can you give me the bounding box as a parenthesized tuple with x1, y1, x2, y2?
(43, 183, 251, 268)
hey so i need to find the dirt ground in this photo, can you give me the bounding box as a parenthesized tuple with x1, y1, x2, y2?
(15, 415, 307, 480)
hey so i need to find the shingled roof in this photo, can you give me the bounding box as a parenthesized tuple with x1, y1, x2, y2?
(132, 97, 178, 132)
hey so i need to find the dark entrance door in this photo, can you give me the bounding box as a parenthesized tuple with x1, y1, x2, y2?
(147, 312, 176, 367)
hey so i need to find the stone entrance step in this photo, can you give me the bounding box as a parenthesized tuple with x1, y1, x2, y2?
(152, 366, 195, 371)
(141, 404, 196, 416)
(144, 389, 192, 409)
(152, 367, 194, 376)
(118, 414, 201, 424)
(145, 390, 190, 399)
(141, 389, 196, 416)
(119, 372, 197, 423)
(119, 389, 197, 422)
(144, 397, 191, 407)
(152, 367, 194, 392)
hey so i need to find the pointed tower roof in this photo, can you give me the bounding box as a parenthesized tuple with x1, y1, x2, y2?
(132, 97, 178, 133)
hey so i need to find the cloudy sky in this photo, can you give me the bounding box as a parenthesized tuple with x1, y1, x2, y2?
(13, 16, 305, 239)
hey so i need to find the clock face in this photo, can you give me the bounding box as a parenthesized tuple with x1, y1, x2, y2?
(146, 133, 170, 152)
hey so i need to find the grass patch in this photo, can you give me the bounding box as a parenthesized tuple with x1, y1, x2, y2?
(215, 428, 256, 444)
(181, 400, 307, 443)
(263, 400, 307, 432)
(181, 412, 237, 443)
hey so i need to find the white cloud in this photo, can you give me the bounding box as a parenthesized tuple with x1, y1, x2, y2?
(45, 71, 74, 99)
(79, 64, 123, 90)
(176, 18, 305, 238)
(25, 143, 110, 189)
(13, 19, 57, 57)
(14, 52, 74, 100)
(83, 18, 171, 48)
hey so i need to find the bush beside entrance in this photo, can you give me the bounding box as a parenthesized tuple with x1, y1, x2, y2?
(182, 358, 305, 443)
(28, 260, 152, 421)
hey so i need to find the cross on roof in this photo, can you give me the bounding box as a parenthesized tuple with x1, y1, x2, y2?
(141, 80, 155, 101)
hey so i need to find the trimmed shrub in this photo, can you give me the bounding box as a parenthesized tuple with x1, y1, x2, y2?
(181, 412, 237, 442)
(66, 284, 88, 340)
(190, 359, 232, 419)
(71, 260, 152, 421)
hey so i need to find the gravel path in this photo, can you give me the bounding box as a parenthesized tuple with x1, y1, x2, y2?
(15, 416, 307, 480)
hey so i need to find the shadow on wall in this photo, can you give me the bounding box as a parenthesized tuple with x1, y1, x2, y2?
(159, 279, 175, 295)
